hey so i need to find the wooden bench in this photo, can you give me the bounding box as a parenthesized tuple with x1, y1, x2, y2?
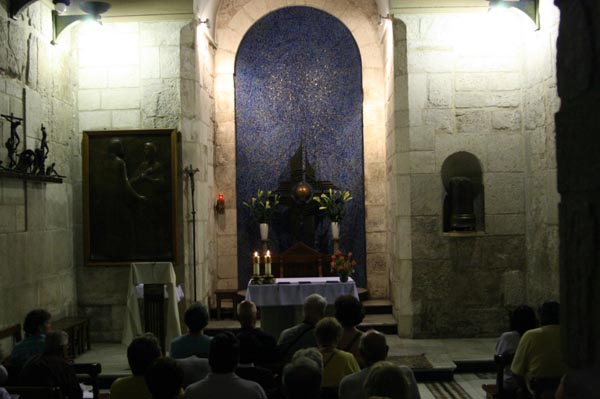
(53, 317, 90, 358)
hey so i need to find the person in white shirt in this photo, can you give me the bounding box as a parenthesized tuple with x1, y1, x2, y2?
(186, 332, 266, 399)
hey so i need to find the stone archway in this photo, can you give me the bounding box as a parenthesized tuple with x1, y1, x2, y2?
(213, 0, 389, 300)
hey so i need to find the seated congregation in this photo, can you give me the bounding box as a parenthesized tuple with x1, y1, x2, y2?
(0, 297, 572, 399)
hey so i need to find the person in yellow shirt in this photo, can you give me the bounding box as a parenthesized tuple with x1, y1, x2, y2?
(511, 301, 567, 395)
(315, 317, 360, 391)
(111, 333, 162, 399)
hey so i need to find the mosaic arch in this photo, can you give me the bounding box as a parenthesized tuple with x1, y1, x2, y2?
(234, 6, 367, 288)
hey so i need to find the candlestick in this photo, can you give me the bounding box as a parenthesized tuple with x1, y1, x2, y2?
(265, 250, 272, 275)
(253, 251, 260, 275)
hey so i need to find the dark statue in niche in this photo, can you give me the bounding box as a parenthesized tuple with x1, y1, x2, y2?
(441, 152, 484, 232)
(447, 176, 476, 231)
(275, 145, 336, 247)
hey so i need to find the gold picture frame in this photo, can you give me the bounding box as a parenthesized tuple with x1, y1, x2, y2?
(83, 129, 179, 266)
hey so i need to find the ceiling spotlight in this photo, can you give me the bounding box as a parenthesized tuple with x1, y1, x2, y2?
(53, 0, 71, 15)
(52, 1, 111, 44)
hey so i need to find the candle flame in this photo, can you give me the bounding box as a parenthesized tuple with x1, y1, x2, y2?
(266, 250, 270, 256)
(254, 251, 258, 256)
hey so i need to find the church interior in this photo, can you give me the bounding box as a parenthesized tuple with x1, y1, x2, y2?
(0, 0, 598, 397)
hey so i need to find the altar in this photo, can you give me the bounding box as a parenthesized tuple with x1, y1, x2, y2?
(245, 277, 358, 338)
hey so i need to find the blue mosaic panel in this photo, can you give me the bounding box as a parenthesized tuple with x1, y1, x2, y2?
(235, 6, 366, 288)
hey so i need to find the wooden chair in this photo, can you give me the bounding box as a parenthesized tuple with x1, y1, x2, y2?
(482, 353, 516, 399)
(215, 289, 240, 320)
(271, 242, 332, 278)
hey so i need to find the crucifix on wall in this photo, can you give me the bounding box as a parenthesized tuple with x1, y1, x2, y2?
(275, 144, 336, 247)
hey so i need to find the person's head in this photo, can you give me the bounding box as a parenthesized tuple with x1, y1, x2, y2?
(303, 294, 327, 324)
(143, 142, 157, 159)
(510, 305, 538, 336)
(127, 333, 162, 376)
(282, 357, 322, 399)
(43, 331, 68, 357)
(359, 330, 389, 366)
(315, 317, 342, 349)
(209, 332, 239, 373)
(334, 295, 365, 328)
(145, 357, 183, 399)
(237, 331, 259, 364)
(539, 301, 560, 326)
(108, 138, 124, 157)
(184, 303, 209, 334)
(292, 347, 324, 371)
(364, 361, 411, 399)
(237, 300, 258, 329)
(23, 309, 51, 336)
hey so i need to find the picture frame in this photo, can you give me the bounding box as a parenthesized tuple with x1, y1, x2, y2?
(82, 129, 179, 266)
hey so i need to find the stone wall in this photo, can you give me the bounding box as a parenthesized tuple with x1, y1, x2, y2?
(180, 24, 217, 306)
(522, 2, 560, 306)
(214, 0, 389, 297)
(390, 3, 559, 337)
(74, 20, 192, 341)
(0, 1, 78, 350)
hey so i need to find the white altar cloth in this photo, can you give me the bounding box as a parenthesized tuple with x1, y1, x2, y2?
(245, 277, 358, 306)
(122, 262, 182, 346)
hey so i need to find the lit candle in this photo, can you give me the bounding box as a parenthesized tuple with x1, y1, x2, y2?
(253, 251, 260, 276)
(265, 250, 272, 276)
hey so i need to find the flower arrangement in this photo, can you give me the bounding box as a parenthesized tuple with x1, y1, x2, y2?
(313, 189, 352, 223)
(243, 189, 280, 223)
(330, 250, 356, 281)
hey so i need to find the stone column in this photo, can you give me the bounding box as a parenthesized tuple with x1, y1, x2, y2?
(555, 0, 600, 394)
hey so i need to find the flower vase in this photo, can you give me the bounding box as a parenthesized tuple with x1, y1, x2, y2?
(259, 223, 269, 241)
(339, 272, 349, 283)
(331, 222, 340, 240)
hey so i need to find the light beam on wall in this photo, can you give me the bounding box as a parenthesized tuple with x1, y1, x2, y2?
(488, 0, 539, 29)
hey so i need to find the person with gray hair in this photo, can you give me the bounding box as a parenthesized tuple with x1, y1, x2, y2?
(19, 331, 83, 399)
(364, 361, 412, 399)
(292, 348, 324, 371)
(282, 357, 322, 399)
(339, 330, 420, 399)
(277, 293, 327, 362)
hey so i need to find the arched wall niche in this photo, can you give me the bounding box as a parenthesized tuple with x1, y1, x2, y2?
(441, 151, 485, 233)
(213, 0, 390, 299)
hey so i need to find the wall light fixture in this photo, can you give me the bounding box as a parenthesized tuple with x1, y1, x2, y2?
(215, 194, 225, 214)
(53, 1, 111, 44)
(198, 18, 210, 29)
(488, 0, 539, 29)
(53, 0, 71, 14)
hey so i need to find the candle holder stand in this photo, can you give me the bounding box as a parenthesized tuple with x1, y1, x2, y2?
(262, 274, 275, 285)
(250, 275, 263, 285)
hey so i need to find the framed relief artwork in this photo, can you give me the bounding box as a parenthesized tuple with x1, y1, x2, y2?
(83, 129, 179, 266)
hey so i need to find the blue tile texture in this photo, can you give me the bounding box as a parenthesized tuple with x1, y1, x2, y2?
(235, 6, 366, 288)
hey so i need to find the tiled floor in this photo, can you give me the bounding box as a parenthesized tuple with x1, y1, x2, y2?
(76, 336, 496, 373)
